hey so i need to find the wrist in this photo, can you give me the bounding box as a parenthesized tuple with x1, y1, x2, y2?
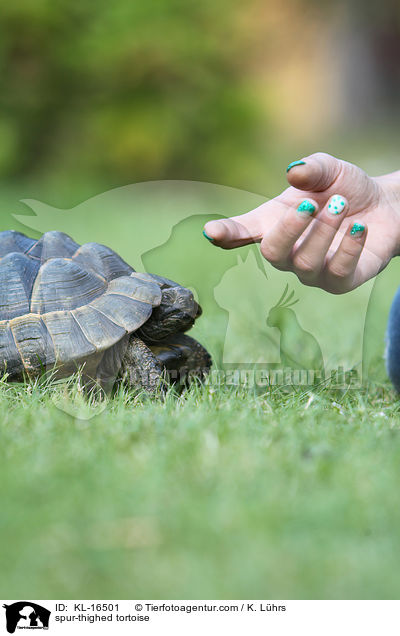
(375, 170, 400, 195)
(374, 172, 400, 257)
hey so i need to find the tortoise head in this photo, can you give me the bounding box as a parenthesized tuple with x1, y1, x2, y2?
(138, 283, 201, 343)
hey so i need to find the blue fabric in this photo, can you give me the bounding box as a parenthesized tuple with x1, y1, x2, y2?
(386, 286, 400, 391)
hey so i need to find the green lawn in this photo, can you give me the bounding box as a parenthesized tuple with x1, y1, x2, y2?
(1, 377, 400, 599)
(1, 173, 400, 599)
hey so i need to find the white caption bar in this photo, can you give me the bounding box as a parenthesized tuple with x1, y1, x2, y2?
(1, 600, 399, 635)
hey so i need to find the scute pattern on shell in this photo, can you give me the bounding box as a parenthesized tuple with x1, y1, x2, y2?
(0, 230, 163, 380)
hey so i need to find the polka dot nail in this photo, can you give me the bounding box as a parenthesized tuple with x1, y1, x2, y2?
(328, 195, 347, 215)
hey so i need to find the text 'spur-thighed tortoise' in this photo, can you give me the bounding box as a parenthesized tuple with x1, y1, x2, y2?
(0, 230, 211, 392)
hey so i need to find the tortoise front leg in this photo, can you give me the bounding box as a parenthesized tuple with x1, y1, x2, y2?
(119, 333, 211, 393)
(119, 335, 167, 393)
(149, 333, 212, 384)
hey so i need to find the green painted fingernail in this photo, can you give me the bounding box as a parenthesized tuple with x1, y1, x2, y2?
(350, 222, 365, 236)
(297, 199, 316, 215)
(203, 229, 214, 243)
(287, 160, 306, 173)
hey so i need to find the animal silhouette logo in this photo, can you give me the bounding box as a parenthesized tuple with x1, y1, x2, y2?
(2, 602, 51, 633)
(214, 250, 280, 364)
(6, 179, 374, 395)
(267, 284, 324, 372)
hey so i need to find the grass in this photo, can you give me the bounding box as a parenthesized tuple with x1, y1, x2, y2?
(1, 373, 400, 599)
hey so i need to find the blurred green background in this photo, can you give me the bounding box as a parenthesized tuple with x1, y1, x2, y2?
(1, 0, 400, 200)
(0, 0, 399, 376)
(0, 0, 400, 378)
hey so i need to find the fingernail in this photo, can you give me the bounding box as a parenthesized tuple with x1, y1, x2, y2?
(350, 222, 365, 237)
(203, 229, 214, 243)
(297, 199, 316, 215)
(287, 160, 306, 173)
(328, 194, 347, 215)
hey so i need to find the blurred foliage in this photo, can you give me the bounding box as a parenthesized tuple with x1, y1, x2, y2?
(0, 0, 268, 186)
(0, 0, 399, 196)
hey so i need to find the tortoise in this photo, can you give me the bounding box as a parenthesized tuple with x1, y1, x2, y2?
(0, 230, 211, 392)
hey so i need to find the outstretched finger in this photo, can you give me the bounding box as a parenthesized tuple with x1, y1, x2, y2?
(203, 208, 266, 249)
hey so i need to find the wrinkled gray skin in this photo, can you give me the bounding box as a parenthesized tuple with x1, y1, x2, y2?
(120, 333, 211, 394)
(118, 285, 211, 393)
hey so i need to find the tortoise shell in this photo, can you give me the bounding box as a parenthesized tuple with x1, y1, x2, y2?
(0, 230, 177, 380)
